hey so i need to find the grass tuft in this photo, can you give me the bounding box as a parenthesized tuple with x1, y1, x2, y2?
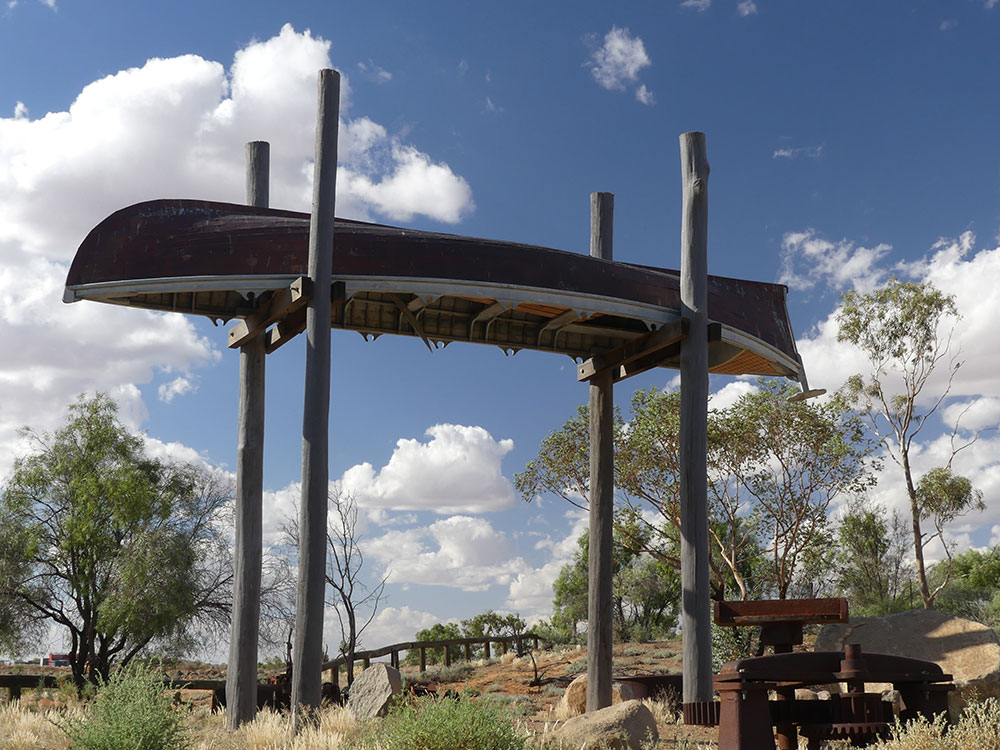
(867, 697, 1000, 750)
(345, 693, 528, 750)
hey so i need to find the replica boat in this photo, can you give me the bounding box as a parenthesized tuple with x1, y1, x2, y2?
(65, 199, 805, 381)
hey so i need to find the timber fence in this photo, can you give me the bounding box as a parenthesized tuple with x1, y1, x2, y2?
(0, 673, 228, 702)
(320, 632, 548, 686)
(0, 632, 551, 700)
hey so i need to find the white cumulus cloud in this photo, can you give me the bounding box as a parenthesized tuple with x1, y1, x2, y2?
(0, 24, 475, 477)
(365, 516, 529, 592)
(738, 0, 758, 16)
(681, 0, 712, 11)
(157, 376, 196, 403)
(355, 606, 446, 649)
(708, 380, 760, 411)
(589, 27, 653, 103)
(779, 229, 891, 293)
(505, 510, 587, 616)
(340, 424, 517, 514)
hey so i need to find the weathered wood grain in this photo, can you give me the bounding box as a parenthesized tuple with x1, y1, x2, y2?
(227, 140, 269, 729)
(587, 191, 615, 713)
(678, 132, 713, 708)
(292, 69, 339, 731)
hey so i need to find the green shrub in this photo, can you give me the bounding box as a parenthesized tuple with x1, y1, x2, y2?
(564, 657, 587, 675)
(347, 693, 528, 750)
(59, 662, 188, 750)
(484, 693, 534, 718)
(421, 663, 475, 683)
(711, 621, 758, 671)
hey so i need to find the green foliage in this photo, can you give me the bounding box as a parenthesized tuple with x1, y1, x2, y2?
(714, 380, 876, 598)
(564, 657, 587, 675)
(484, 693, 534, 718)
(404, 622, 463, 666)
(838, 279, 957, 381)
(59, 661, 189, 750)
(405, 610, 530, 666)
(550, 527, 680, 644)
(711, 620, 759, 672)
(836, 497, 916, 616)
(931, 546, 1000, 630)
(837, 278, 974, 609)
(347, 693, 528, 750)
(0, 393, 233, 685)
(461, 610, 527, 658)
(917, 467, 984, 528)
(520, 381, 875, 604)
(527, 618, 573, 647)
(549, 553, 588, 643)
(461, 610, 526, 639)
(514, 404, 621, 510)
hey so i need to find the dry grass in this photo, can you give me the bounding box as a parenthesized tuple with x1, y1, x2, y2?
(190, 705, 359, 750)
(2, 676, 997, 750)
(0, 703, 359, 750)
(866, 697, 1000, 750)
(0, 702, 75, 750)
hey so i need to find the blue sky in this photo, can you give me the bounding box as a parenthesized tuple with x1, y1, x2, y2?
(3, 0, 1000, 657)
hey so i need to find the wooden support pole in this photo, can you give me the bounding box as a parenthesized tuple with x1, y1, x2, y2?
(587, 191, 615, 713)
(292, 69, 340, 731)
(484, 640, 491, 659)
(227, 140, 269, 729)
(464, 643, 472, 661)
(419, 647, 426, 672)
(678, 132, 712, 712)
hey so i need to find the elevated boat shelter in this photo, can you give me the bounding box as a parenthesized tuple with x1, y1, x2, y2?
(64, 94, 809, 732)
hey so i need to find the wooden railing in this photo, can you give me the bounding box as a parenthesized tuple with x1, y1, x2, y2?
(0, 632, 550, 699)
(321, 632, 547, 685)
(0, 673, 226, 702)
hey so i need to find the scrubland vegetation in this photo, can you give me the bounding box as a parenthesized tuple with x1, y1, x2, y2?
(2, 656, 999, 750)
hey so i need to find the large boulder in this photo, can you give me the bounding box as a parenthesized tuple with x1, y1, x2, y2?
(347, 663, 403, 719)
(815, 609, 1000, 717)
(551, 700, 658, 750)
(557, 674, 639, 718)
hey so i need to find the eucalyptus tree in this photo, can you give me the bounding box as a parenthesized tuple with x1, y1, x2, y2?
(517, 381, 874, 602)
(836, 497, 914, 615)
(720, 381, 875, 599)
(837, 278, 982, 608)
(550, 526, 680, 643)
(0, 393, 234, 687)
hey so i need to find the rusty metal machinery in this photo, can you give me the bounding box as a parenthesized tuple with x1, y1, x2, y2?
(684, 599, 954, 750)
